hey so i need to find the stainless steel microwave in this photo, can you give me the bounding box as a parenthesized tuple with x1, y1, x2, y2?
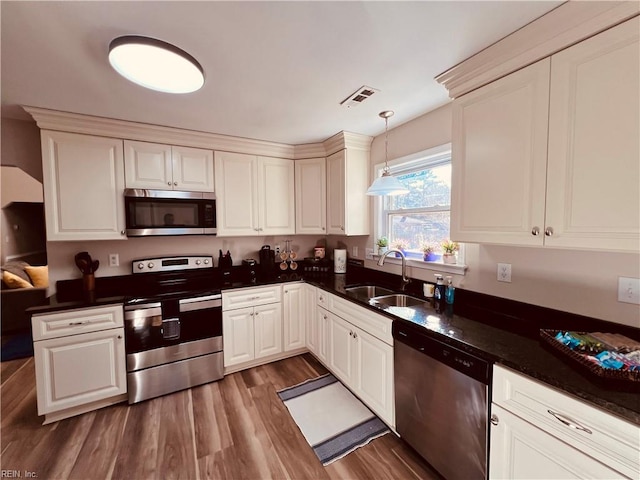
(124, 189, 216, 236)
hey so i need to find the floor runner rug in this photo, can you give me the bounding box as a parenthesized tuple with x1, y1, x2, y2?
(277, 373, 389, 465)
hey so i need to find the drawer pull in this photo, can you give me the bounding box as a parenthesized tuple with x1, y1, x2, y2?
(547, 410, 592, 434)
(68, 321, 89, 326)
(490, 414, 499, 426)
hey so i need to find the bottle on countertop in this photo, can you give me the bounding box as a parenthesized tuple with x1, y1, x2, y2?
(434, 274, 445, 300)
(445, 276, 455, 305)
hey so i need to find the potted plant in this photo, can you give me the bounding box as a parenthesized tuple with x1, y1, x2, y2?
(421, 243, 439, 262)
(375, 236, 388, 255)
(391, 239, 409, 257)
(441, 240, 459, 264)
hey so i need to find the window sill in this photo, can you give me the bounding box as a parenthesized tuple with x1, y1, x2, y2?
(372, 255, 468, 275)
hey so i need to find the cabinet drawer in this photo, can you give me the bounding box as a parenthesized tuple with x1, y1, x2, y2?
(32, 304, 124, 341)
(328, 293, 392, 345)
(316, 289, 329, 308)
(493, 364, 639, 479)
(222, 285, 281, 310)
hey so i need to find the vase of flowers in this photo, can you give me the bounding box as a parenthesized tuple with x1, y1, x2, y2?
(421, 243, 439, 262)
(376, 237, 388, 255)
(391, 239, 409, 257)
(441, 240, 459, 264)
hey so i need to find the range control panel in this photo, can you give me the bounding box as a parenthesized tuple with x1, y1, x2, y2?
(132, 255, 214, 274)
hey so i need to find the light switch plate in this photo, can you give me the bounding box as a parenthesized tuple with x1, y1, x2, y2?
(618, 277, 640, 304)
(365, 248, 374, 260)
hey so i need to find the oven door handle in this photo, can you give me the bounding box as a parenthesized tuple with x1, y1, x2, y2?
(179, 295, 222, 312)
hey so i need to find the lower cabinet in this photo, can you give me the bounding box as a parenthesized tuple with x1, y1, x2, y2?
(31, 304, 127, 424)
(490, 365, 639, 479)
(283, 283, 305, 351)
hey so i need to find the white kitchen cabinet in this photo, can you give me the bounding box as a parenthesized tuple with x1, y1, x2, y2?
(124, 140, 214, 192)
(214, 151, 295, 236)
(451, 18, 639, 252)
(32, 305, 127, 424)
(283, 283, 305, 351)
(328, 312, 355, 384)
(490, 365, 639, 479)
(326, 149, 370, 236)
(222, 285, 283, 369)
(295, 157, 326, 234)
(40, 131, 127, 241)
(544, 17, 639, 251)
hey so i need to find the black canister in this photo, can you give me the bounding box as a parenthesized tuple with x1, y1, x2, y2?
(242, 258, 258, 283)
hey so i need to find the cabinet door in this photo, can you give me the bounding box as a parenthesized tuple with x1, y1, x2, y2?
(257, 156, 295, 235)
(283, 283, 305, 351)
(222, 307, 255, 367)
(41, 131, 126, 241)
(34, 328, 126, 415)
(172, 146, 215, 192)
(253, 303, 282, 359)
(295, 157, 326, 234)
(304, 285, 319, 355)
(124, 140, 173, 190)
(326, 150, 346, 235)
(451, 59, 550, 246)
(354, 327, 394, 427)
(545, 18, 639, 251)
(328, 313, 354, 384)
(214, 151, 258, 236)
(490, 404, 624, 480)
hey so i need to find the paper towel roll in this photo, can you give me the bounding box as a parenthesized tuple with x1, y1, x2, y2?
(334, 249, 347, 273)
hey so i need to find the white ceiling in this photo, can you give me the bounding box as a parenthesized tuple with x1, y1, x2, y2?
(1, 1, 562, 145)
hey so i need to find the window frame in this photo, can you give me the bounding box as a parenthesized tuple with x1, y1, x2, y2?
(372, 143, 467, 275)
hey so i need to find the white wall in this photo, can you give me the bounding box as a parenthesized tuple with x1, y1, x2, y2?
(364, 103, 640, 328)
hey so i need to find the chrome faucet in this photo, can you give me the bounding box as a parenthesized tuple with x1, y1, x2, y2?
(377, 249, 410, 290)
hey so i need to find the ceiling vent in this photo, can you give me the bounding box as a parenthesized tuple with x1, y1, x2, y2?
(340, 85, 380, 108)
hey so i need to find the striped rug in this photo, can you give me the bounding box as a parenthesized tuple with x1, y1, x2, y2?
(277, 373, 390, 465)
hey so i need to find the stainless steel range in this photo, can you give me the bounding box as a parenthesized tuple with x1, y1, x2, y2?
(124, 255, 223, 404)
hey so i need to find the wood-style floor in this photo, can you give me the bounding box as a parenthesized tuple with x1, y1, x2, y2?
(1, 353, 440, 479)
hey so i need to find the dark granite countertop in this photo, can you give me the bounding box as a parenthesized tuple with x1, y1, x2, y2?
(28, 267, 639, 425)
(306, 274, 640, 426)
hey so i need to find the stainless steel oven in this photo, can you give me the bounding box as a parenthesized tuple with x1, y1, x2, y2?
(123, 256, 223, 404)
(124, 189, 216, 236)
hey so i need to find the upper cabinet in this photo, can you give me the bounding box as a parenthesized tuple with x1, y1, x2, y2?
(214, 151, 295, 236)
(326, 149, 370, 236)
(40, 130, 127, 241)
(295, 157, 326, 235)
(451, 18, 639, 252)
(124, 140, 214, 192)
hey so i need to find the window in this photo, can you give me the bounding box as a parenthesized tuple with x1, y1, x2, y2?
(375, 144, 461, 264)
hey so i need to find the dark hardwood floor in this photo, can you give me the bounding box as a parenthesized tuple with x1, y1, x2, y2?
(1, 353, 440, 479)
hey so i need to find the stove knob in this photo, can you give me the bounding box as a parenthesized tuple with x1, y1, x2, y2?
(137, 263, 144, 270)
(147, 262, 154, 269)
(195, 260, 202, 265)
(203, 259, 210, 265)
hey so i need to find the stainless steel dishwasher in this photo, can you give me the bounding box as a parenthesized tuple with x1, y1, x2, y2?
(393, 322, 491, 480)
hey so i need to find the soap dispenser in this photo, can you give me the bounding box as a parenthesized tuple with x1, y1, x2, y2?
(434, 274, 445, 300)
(445, 276, 455, 305)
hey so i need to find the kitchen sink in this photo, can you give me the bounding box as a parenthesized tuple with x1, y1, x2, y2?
(345, 285, 395, 298)
(369, 294, 427, 308)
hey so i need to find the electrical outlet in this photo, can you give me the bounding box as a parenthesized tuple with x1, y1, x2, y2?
(109, 253, 119, 267)
(497, 263, 512, 283)
(352, 246, 358, 257)
(365, 248, 374, 260)
(618, 277, 640, 305)
(275, 245, 280, 256)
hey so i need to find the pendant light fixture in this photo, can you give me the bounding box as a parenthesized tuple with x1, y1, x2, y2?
(108, 35, 204, 94)
(366, 110, 409, 196)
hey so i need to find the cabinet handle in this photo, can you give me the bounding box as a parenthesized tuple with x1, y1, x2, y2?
(167, 181, 172, 186)
(322, 227, 325, 231)
(173, 182, 178, 186)
(121, 230, 126, 235)
(118, 335, 123, 339)
(547, 410, 592, 434)
(69, 321, 89, 326)
(531, 226, 540, 236)
(353, 332, 357, 339)
(545, 227, 554, 237)
(490, 414, 499, 426)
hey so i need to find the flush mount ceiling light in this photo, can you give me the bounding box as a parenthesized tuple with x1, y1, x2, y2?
(108, 35, 204, 94)
(366, 110, 409, 196)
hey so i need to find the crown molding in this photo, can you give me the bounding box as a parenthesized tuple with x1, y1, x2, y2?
(436, 1, 640, 99)
(23, 106, 296, 159)
(293, 142, 326, 159)
(322, 131, 373, 156)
